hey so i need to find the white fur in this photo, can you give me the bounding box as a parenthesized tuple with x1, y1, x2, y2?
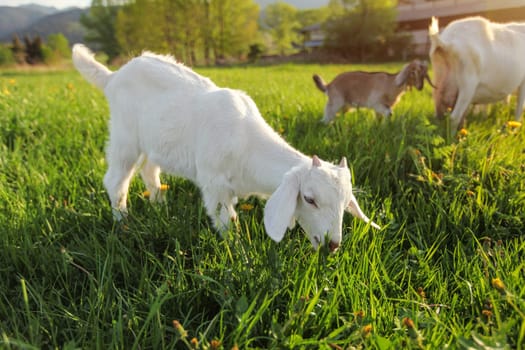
(429, 16, 525, 130)
(72, 44, 380, 250)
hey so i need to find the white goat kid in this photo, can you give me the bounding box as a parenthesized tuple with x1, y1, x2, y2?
(313, 60, 433, 123)
(428, 16, 525, 131)
(72, 44, 379, 251)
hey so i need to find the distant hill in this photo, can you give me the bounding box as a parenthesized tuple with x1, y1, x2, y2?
(0, 5, 56, 40)
(0, 5, 87, 44)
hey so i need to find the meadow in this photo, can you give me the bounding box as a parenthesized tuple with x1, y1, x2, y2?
(0, 61, 524, 349)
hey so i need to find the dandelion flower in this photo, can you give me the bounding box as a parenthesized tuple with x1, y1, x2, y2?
(459, 128, 468, 136)
(8, 79, 16, 85)
(143, 184, 169, 197)
(210, 339, 221, 350)
(491, 278, 505, 292)
(361, 324, 373, 336)
(354, 310, 365, 318)
(507, 121, 521, 128)
(240, 203, 254, 211)
(172, 320, 187, 337)
(190, 337, 198, 347)
(402, 317, 415, 329)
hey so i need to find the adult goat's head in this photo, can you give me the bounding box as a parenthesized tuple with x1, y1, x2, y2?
(264, 156, 380, 251)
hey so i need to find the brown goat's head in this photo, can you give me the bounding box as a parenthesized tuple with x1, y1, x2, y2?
(402, 59, 435, 91)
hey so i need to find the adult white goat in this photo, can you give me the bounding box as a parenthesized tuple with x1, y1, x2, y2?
(313, 60, 433, 122)
(72, 44, 379, 251)
(428, 16, 525, 131)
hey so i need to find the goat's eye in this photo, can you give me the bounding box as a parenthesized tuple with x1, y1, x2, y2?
(303, 195, 317, 208)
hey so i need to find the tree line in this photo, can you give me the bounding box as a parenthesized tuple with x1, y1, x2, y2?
(82, 0, 406, 65)
(0, 0, 407, 66)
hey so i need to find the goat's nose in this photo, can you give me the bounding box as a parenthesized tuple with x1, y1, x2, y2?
(329, 240, 340, 252)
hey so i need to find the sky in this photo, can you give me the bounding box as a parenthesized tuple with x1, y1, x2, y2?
(0, 0, 91, 9)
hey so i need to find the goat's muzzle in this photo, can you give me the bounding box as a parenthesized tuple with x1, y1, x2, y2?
(329, 240, 340, 252)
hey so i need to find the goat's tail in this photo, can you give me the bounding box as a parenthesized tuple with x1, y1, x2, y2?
(312, 74, 327, 93)
(72, 44, 112, 90)
(428, 17, 447, 52)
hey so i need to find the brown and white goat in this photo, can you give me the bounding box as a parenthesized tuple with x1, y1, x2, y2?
(429, 16, 525, 131)
(313, 60, 433, 122)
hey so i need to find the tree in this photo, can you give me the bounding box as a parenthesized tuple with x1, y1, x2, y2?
(263, 2, 300, 55)
(11, 35, 25, 64)
(209, 0, 259, 61)
(47, 33, 70, 57)
(324, 0, 398, 61)
(81, 0, 121, 60)
(42, 33, 70, 63)
(24, 35, 44, 64)
(115, 0, 259, 65)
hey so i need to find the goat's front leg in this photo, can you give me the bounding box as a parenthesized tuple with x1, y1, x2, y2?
(322, 95, 344, 123)
(104, 153, 139, 221)
(515, 81, 525, 121)
(199, 176, 238, 235)
(140, 158, 165, 203)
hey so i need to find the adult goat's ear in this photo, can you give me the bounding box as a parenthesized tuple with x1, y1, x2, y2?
(264, 168, 301, 242)
(346, 193, 381, 230)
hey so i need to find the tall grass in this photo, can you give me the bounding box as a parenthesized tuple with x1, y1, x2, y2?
(0, 63, 524, 349)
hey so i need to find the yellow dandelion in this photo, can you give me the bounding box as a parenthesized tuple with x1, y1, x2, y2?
(67, 82, 75, 90)
(231, 345, 239, 350)
(402, 317, 415, 329)
(361, 324, 373, 336)
(210, 339, 221, 350)
(190, 337, 199, 347)
(8, 79, 16, 85)
(482, 309, 493, 318)
(491, 278, 506, 292)
(417, 287, 426, 299)
(240, 203, 254, 211)
(507, 121, 521, 128)
(2, 87, 10, 95)
(459, 128, 468, 136)
(354, 310, 365, 318)
(172, 320, 187, 337)
(143, 184, 169, 197)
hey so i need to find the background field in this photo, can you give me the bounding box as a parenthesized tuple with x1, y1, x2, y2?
(0, 63, 524, 349)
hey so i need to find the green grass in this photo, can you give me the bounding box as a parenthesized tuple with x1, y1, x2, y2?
(0, 62, 524, 349)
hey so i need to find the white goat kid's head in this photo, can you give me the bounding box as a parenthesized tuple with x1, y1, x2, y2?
(264, 156, 379, 251)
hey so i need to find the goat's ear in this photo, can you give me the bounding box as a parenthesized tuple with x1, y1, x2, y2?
(395, 64, 410, 86)
(346, 193, 381, 230)
(264, 168, 301, 242)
